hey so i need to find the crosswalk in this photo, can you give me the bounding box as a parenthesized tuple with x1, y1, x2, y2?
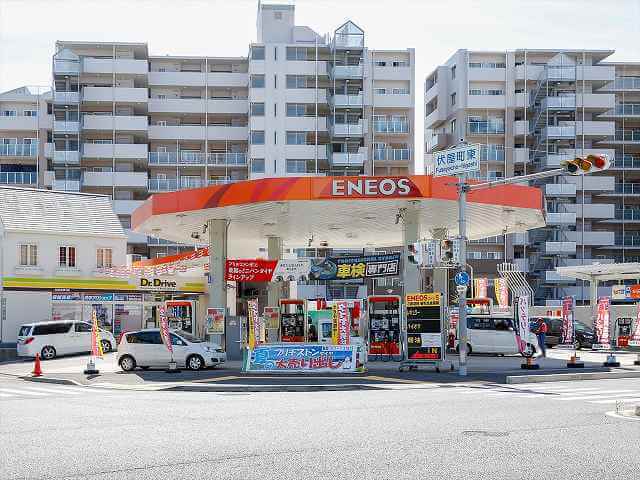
(0, 384, 89, 400)
(454, 382, 640, 408)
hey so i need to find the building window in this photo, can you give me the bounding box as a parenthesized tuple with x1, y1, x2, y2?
(286, 131, 306, 145)
(251, 130, 265, 145)
(251, 46, 265, 60)
(18, 244, 37, 266)
(274, 46, 278, 60)
(59, 246, 76, 268)
(451, 65, 456, 79)
(450, 92, 456, 106)
(450, 119, 457, 135)
(250, 102, 265, 116)
(250, 75, 265, 88)
(1, 110, 17, 117)
(96, 248, 113, 268)
(286, 103, 306, 117)
(251, 158, 265, 173)
(375, 61, 386, 67)
(286, 159, 307, 173)
(23, 110, 37, 117)
(392, 61, 409, 67)
(286, 47, 310, 61)
(286, 75, 313, 89)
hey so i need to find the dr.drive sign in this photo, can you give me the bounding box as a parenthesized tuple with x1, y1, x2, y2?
(434, 144, 480, 177)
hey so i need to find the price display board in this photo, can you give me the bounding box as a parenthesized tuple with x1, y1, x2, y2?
(405, 293, 444, 362)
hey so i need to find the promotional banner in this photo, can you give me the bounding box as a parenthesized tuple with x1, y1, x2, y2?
(593, 296, 611, 349)
(331, 301, 350, 345)
(630, 304, 640, 347)
(494, 278, 509, 308)
(263, 306, 279, 330)
(309, 253, 400, 281)
(244, 344, 358, 372)
(612, 284, 640, 301)
(474, 277, 488, 298)
(206, 307, 225, 335)
(158, 306, 173, 354)
(247, 299, 259, 350)
(272, 259, 311, 281)
(90, 309, 104, 358)
(405, 293, 444, 361)
(225, 259, 311, 282)
(515, 295, 530, 354)
(561, 296, 575, 345)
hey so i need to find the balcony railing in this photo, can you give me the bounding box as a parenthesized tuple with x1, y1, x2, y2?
(615, 209, 640, 220)
(374, 120, 409, 134)
(614, 183, 640, 195)
(615, 234, 640, 246)
(149, 177, 236, 192)
(148, 152, 247, 166)
(603, 104, 640, 116)
(542, 126, 576, 138)
(615, 130, 640, 141)
(53, 59, 80, 75)
(612, 156, 640, 169)
(0, 171, 37, 185)
(373, 148, 410, 161)
(480, 147, 505, 162)
(52, 179, 81, 191)
(0, 143, 38, 157)
(602, 78, 640, 90)
(467, 120, 504, 135)
(545, 65, 576, 81)
(541, 95, 576, 109)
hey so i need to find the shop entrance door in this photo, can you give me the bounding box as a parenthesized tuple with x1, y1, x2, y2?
(225, 315, 244, 361)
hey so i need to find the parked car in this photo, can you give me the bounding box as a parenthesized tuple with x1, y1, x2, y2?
(117, 329, 226, 371)
(529, 317, 595, 349)
(455, 315, 539, 356)
(17, 321, 117, 360)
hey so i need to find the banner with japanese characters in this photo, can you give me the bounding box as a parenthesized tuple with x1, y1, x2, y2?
(405, 293, 444, 362)
(206, 307, 225, 335)
(225, 259, 310, 282)
(630, 304, 640, 347)
(593, 296, 611, 349)
(309, 253, 400, 281)
(561, 296, 575, 345)
(158, 306, 173, 354)
(331, 301, 350, 345)
(494, 278, 509, 308)
(474, 277, 488, 298)
(244, 344, 359, 372)
(90, 309, 104, 358)
(247, 299, 259, 350)
(515, 295, 529, 354)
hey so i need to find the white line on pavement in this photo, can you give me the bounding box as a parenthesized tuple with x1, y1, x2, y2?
(591, 397, 640, 404)
(0, 388, 49, 396)
(20, 386, 83, 395)
(556, 391, 637, 401)
(0, 392, 16, 398)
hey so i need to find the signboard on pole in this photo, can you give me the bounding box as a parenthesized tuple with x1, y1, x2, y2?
(247, 299, 259, 350)
(561, 296, 575, 345)
(593, 296, 611, 349)
(206, 307, 225, 335)
(515, 295, 530, 354)
(404, 293, 444, 361)
(158, 306, 173, 354)
(433, 144, 480, 177)
(331, 301, 350, 345)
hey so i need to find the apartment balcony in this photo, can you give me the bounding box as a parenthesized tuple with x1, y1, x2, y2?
(148, 71, 249, 88)
(374, 65, 411, 81)
(283, 145, 328, 160)
(564, 175, 614, 191)
(82, 58, 148, 75)
(542, 149, 615, 168)
(599, 78, 640, 91)
(513, 120, 529, 135)
(0, 116, 38, 131)
(147, 177, 232, 192)
(331, 65, 363, 78)
(331, 148, 366, 167)
(424, 81, 440, 104)
(612, 209, 640, 223)
(112, 200, 145, 216)
(576, 121, 615, 137)
(563, 203, 615, 219)
(613, 234, 640, 248)
(540, 95, 575, 110)
(82, 171, 148, 188)
(425, 107, 446, 128)
(600, 104, 640, 119)
(0, 143, 38, 157)
(148, 178, 178, 192)
(545, 183, 576, 197)
(0, 171, 37, 185)
(608, 183, 640, 195)
(373, 93, 412, 109)
(467, 94, 506, 109)
(545, 241, 577, 255)
(332, 93, 363, 108)
(82, 87, 148, 103)
(286, 61, 328, 76)
(285, 116, 328, 132)
(545, 271, 574, 283)
(541, 125, 575, 138)
(53, 59, 80, 75)
(52, 179, 81, 191)
(611, 155, 640, 170)
(82, 143, 148, 160)
(374, 148, 411, 161)
(564, 231, 615, 246)
(147, 125, 247, 141)
(514, 148, 529, 163)
(43, 171, 54, 187)
(332, 120, 366, 137)
(53, 120, 80, 134)
(374, 120, 409, 134)
(53, 91, 80, 104)
(125, 229, 148, 244)
(609, 130, 640, 144)
(515, 64, 544, 81)
(512, 232, 528, 246)
(426, 133, 449, 153)
(285, 88, 328, 104)
(147, 98, 248, 115)
(82, 115, 148, 132)
(52, 150, 80, 165)
(577, 93, 615, 110)
(559, 258, 615, 267)
(148, 151, 247, 167)
(468, 120, 505, 135)
(546, 212, 577, 225)
(513, 258, 529, 273)
(577, 65, 615, 82)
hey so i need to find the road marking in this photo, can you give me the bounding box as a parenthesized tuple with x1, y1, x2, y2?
(20, 386, 83, 395)
(591, 397, 640, 404)
(0, 392, 16, 398)
(0, 388, 49, 396)
(556, 391, 637, 401)
(364, 375, 425, 384)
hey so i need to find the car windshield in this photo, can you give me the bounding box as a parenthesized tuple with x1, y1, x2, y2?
(176, 332, 203, 343)
(18, 326, 32, 337)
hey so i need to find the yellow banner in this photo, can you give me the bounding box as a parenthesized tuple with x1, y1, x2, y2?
(331, 304, 339, 345)
(405, 292, 441, 307)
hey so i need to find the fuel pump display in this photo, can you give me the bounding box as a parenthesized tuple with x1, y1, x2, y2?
(367, 295, 401, 359)
(279, 299, 306, 342)
(615, 317, 633, 348)
(165, 300, 195, 334)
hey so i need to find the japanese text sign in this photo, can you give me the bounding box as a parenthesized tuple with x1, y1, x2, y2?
(434, 144, 480, 177)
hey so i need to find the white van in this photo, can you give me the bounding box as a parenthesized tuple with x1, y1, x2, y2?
(456, 315, 538, 356)
(17, 321, 117, 360)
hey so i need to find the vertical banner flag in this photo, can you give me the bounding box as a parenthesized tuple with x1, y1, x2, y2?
(594, 296, 611, 348)
(561, 296, 575, 345)
(494, 278, 509, 308)
(630, 303, 640, 347)
(206, 307, 225, 335)
(331, 301, 350, 346)
(248, 299, 259, 350)
(516, 295, 529, 354)
(158, 306, 173, 353)
(475, 277, 488, 298)
(90, 309, 104, 358)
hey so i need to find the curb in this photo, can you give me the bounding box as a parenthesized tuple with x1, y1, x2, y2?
(506, 369, 640, 384)
(18, 375, 86, 387)
(164, 383, 385, 393)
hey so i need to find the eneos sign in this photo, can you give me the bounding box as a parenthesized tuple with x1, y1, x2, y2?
(317, 176, 423, 199)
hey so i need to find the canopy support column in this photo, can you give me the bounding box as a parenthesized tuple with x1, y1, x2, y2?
(267, 236, 283, 306)
(402, 202, 421, 295)
(208, 219, 227, 345)
(590, 276, 599, 326)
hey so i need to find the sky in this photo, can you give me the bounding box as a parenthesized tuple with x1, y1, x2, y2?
(1, 0, 639, 166)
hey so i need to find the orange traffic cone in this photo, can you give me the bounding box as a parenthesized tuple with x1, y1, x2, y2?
(32, 353, 42, 377)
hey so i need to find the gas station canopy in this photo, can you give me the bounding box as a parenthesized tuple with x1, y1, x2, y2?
(132, 175, 545, 256)
(556, 263, 640, 282)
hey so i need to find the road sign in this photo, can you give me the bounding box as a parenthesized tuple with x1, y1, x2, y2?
(455, 271, 470, 286)
(433, 144, 480, 177)
(456, 285, 468, 295)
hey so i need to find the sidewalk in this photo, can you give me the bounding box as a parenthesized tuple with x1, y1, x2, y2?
(2, 348, 639, 391)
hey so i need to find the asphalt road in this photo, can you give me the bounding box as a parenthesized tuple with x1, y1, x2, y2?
(1, 375, 639, 480)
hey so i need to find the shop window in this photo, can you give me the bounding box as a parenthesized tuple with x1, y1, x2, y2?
(97, 248, 113, 268)
(59, 246, 76, 268)
(18, 244, 38, 266)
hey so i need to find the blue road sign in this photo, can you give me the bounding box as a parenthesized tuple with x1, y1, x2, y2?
(454, 271, 470, 286)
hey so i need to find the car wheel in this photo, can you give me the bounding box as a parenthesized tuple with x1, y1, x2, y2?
(100, 340, 112, 353)
(119, 355, 136, 372)
(187, 354, 204, 371)
(41, 346, 56, 360)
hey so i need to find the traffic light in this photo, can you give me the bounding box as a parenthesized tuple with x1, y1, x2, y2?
(440, 239, 453, 263)
(407, 242, 422, 265)
(561, 154, 610, 175)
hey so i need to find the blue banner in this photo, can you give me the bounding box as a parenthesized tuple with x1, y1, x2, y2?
(309, 253, 400, 280)
(244, 344, 359, 372)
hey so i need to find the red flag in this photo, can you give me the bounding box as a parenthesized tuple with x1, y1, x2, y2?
(159, 306, 173, 353)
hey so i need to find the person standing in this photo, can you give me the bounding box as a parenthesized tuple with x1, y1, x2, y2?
(536, 318, 548, 357)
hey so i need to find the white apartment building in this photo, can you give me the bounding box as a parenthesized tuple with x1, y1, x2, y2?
(0, 1, 415, 262)
(425, 49, 640, 305)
